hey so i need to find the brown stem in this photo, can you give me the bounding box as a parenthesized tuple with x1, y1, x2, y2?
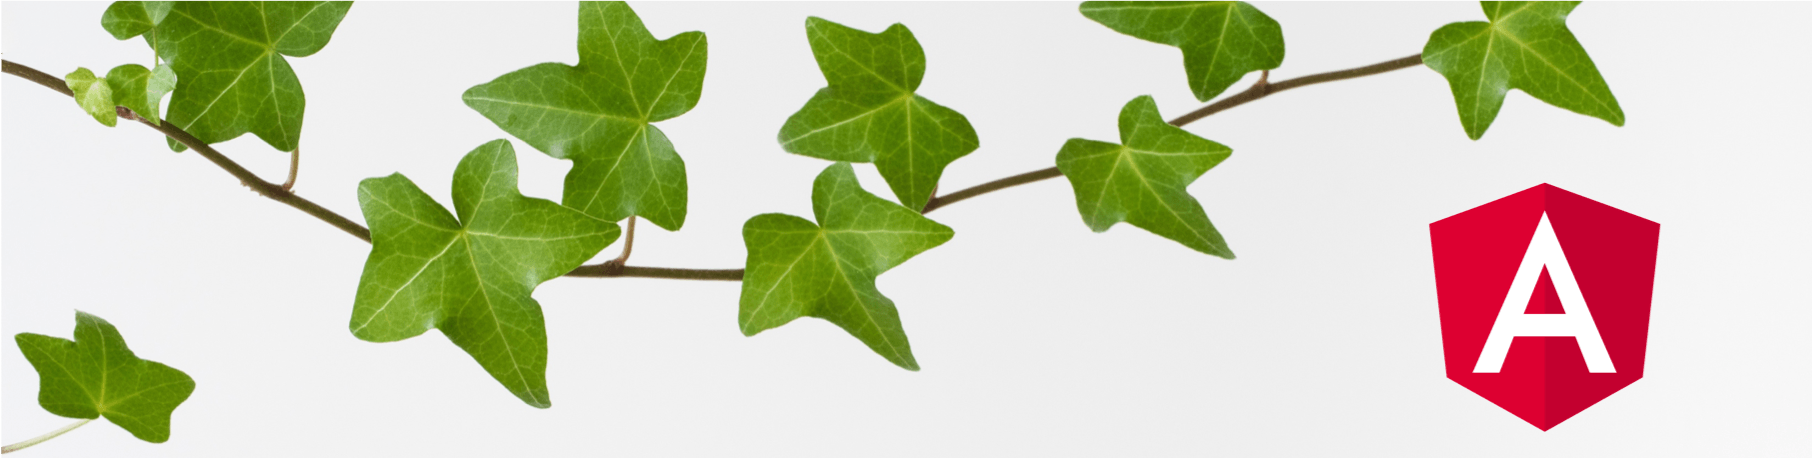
(565, 264, 744, 281)
(1167, 54, 1424, 126)
(5, 53, 1426, 282)
(918, 54, 1425, 213)
(3, 59, 739, 281)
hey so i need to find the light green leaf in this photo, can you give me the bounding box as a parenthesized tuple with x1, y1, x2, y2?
(777, 17, 980, 212)
(104, 1, 353, 152)
(104, 64, 175, 125)
(1423, 1, 1624, 140)
(66, 67, 117, 127)
(351, 140, 618, 408)
(100, 1, 172, 40)
(147, 64, 176, 121)
(1055, 95, 1235, 258)
(14, 311, 196, 443)
(1080, 1, 1285, 102)
(739, 163, 954, 370)
(464, 1, 703, 231)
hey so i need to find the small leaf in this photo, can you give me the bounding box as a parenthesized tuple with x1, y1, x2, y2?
(65, 67, 118, 127)
(739, 163, 954, 370)
(147, 64, 177, 123)
(464, 1, 703, 230)
(104, 1, 354, 152)
(351, 140, 619, 408)
(1055, 96, 1235, 258)
(1423, 1, 1624, 140)
(14, 311, 196, 443)
(1080, 1, 1286, 102)
(777, 17, 980, 212)
(100, 1, 172, 40)
(104, 64, 171, 125)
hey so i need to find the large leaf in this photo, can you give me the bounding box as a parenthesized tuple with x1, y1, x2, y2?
(1055, 96, 1235, 258)
(350, 140, 619, 408)
(1423, 1, 1624, 140)
(464, 1, 703, 231)
(777, 17, 980, 212)
(739, 163, 954, 370)
(14, 311, 196, 443)
(1080, 1, 1285, 102)
(103, 1, 353, 152)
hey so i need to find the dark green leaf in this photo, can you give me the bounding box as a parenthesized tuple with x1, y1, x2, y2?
(1080, 1, 1285, 102)
(100, 1, 172, 40)
(1423, 1, 1624, 140)
(14, 311, 196, 443)
(351, 140, 619, 408)
(777, 17, 980, 212)
(1055, 96, 1235, 258)
(740, 163, 954, 370)
(104, 1, 354, 152)
(464, 1, 703, 230)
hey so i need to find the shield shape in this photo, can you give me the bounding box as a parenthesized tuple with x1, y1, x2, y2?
(1430, 184, 1659, 430)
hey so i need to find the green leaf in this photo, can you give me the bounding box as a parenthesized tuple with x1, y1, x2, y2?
(777, 17, 980, 212)
(351, 139, 619, 408)
(65, 67, 118, 127)
(739, 163, 954, 370)
(105, 64, 176, 125)
(1080, 1, 1285, 102)
(104, 1, 354, 152)
(1422, 1, 1624, 140)
(14, 311, 196, 443)
(100, 1, 172, 40)
(464, 1, 703, 231)
(1055, 95, 1235, 258)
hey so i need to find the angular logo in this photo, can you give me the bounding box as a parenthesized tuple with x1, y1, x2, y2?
(1430, 184, 1660, 430)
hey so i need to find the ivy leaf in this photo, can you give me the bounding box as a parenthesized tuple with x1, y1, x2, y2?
(464, 1, 703, 231)
(65, 67, 118, 127)
(777, 17, 980, 212)
(1422, 1, 1624, 140)
(14, 311, 196, 443)
(103, 1, 354, 152)
(1055, 95, 1235, 258)
(739, 163, 954, 370)
(106, 64, 177, 126)
(350, 140, 619, 408)
(1080, 1, 1285, 102)
(99, 0, 172, 40)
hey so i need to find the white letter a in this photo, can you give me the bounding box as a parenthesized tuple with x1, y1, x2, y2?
(1473, 213, 1616, 373)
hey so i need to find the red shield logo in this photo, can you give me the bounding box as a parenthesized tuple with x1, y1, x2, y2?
(1430, 184, 1659, 430)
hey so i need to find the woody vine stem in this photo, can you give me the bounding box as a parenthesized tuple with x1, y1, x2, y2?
(0, 54, 1423, 282)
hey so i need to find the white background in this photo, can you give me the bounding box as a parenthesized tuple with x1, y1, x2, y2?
(4, 2, 1809, 456)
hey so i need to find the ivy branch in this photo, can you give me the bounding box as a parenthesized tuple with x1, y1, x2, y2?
(2, 54, 1423, 282)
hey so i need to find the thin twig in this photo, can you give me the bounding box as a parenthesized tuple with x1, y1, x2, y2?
(3, 59, 736, 281)
(4, 53, 1425, 283)
(918, 54, 1426, 213)
(566, 264, 744, 281)
(2, 60, 374, 242)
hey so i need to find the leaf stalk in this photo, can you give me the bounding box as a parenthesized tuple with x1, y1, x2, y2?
(1, 419, 92, 454)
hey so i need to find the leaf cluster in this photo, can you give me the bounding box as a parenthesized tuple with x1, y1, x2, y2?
(13, 2, 1631, 443)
